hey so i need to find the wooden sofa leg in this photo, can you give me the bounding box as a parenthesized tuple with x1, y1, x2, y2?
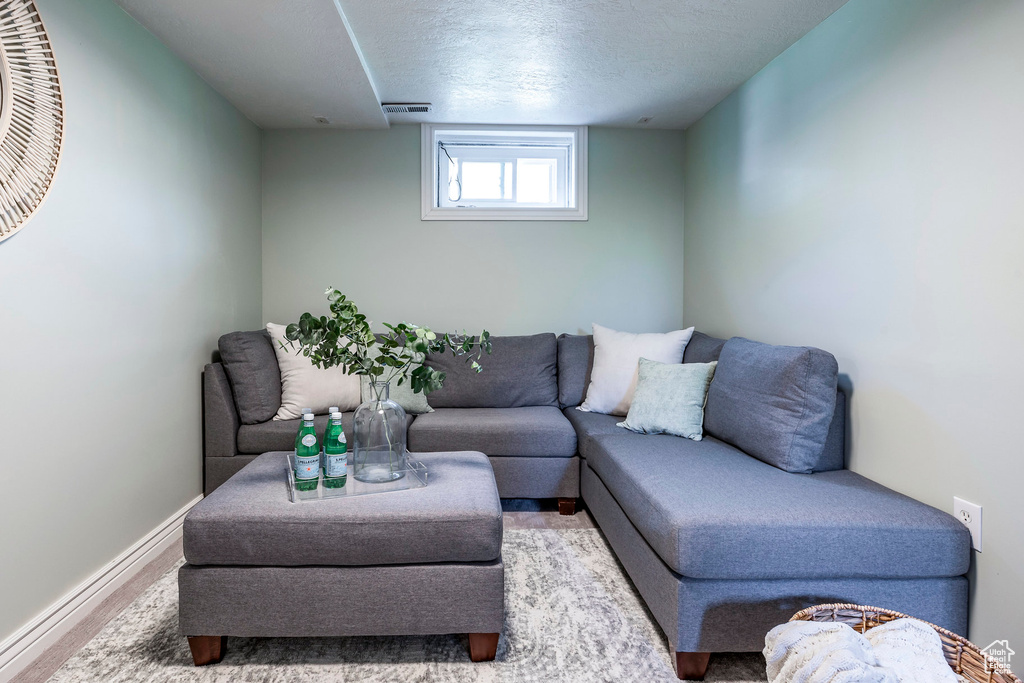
(675, 651, 710, 680)
(468, 632, 499, 661)
(557, 497, 577, 515)
(187, 635, 226, 666)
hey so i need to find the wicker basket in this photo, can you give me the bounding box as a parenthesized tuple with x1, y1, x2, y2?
(790, 603, 1020, 683)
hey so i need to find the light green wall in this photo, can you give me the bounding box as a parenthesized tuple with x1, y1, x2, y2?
(0, 0, 262, 643)
(684, 0, 1024, 645)
(262, 126, 685, 334)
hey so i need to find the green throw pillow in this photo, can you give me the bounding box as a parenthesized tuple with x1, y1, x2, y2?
(360, 374, 433, 415)
(617, 359, 717, 440)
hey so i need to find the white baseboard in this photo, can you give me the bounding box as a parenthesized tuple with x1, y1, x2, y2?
(0, 494, 203, 682)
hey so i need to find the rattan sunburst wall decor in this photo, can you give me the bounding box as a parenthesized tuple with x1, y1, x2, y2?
(0, 0, 63, 243)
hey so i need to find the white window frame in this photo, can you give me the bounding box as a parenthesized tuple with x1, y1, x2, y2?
(421, 124, 588, 221)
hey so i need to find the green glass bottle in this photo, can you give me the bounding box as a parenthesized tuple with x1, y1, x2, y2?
(323, 406, 338, 471)
(323, 411, 348, 488)
(325, 406, 339, 442)
(294, 408, 313, 454)
(294, 413, 320, 492)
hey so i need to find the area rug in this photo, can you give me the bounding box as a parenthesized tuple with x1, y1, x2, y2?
(48, 529, 767, 682)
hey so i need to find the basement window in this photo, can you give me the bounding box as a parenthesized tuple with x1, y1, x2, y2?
(421, 124, 588, 221)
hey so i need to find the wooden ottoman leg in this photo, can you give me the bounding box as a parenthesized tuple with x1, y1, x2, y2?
(468, 632, 500, 662)
(187, 636, 226, 666)
(557, 497, 576, 515)
(675, 651, 710, 680)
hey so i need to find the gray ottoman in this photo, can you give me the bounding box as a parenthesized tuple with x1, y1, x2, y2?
(179, 450, 504, 665)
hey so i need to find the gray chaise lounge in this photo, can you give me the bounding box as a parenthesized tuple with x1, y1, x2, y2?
(558, 331, 971, 679)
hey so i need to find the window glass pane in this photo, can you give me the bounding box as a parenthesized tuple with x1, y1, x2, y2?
(503, 162, 513, 199)
(517, 159, 556, 204)
(461, 162, 505, 200)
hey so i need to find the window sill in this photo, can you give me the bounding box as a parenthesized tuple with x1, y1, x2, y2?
(420, 206, 588, 222)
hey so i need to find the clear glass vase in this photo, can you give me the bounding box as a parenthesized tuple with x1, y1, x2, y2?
(353, 381, 408, 483)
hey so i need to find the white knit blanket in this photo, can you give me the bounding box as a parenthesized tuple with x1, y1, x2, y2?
(764, 618, 959, 683)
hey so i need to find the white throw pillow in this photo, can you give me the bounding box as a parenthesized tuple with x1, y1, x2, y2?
(579, 323, 695, 416)
(267, 323, 361, 420)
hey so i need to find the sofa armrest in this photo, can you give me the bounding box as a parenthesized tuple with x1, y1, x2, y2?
(204, 363, 239, 458)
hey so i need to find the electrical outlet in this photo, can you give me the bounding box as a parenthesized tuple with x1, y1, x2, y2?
(953, 497, 982, 552)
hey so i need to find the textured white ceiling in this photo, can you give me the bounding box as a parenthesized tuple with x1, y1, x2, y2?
(112, 0, 388, 128)
(344, 0, 848, 129)
(114, 0, 848, 130)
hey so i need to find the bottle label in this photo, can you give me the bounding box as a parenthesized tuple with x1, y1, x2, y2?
(324, 453, 347, 478)
(301, 434, 317, 448)
(294, 454, 320, 480)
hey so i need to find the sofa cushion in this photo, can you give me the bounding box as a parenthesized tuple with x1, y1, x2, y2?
(585, 433, 970, 580)
(556, 334, 594, 408)
(237, 412, 412, 455)
(238, 413, 351, 454)
(267, 323, 361, 420)
(218, 330, 282, 424)
(820, 388, 847, 471)
(580, 324, 695, 416)
(563, 407, 622, 458)
(704, 337, 839, 473)
(408, 407, 576, 457)
(682, 331, 727, 364)
(617, 359, 717, 440)
(184, 451, 502, 566)
(426, 333, 558, 408)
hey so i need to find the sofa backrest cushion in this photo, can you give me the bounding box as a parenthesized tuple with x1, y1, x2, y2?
(704, 337, 839, 473)
(426, 333, 558, 408)
(819, 389, 847, 471)
(218, 330, 282, 425)
(556, 334, 594, 408)
(682, 331, 727, 364)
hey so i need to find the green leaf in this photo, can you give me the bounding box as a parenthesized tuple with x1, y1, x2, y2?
(280, 290, 491, 395)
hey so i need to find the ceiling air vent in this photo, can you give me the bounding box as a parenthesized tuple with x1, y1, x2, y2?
(382, 103, 432, 114)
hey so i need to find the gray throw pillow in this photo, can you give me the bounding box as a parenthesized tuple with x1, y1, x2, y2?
(556, 334, 594, 409)
(218, 330, 282, 425)
(616, 359, 718, 440)
(359, 374, 433, 415)
(682, 331, 727, 364)
(703, 337, 839, 473)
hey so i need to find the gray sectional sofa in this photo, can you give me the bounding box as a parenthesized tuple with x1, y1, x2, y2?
(205, 331, 579, 502)
(202, 328, 971, 680)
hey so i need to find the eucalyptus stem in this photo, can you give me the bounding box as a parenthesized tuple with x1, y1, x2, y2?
(283, 288, 492, 395)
